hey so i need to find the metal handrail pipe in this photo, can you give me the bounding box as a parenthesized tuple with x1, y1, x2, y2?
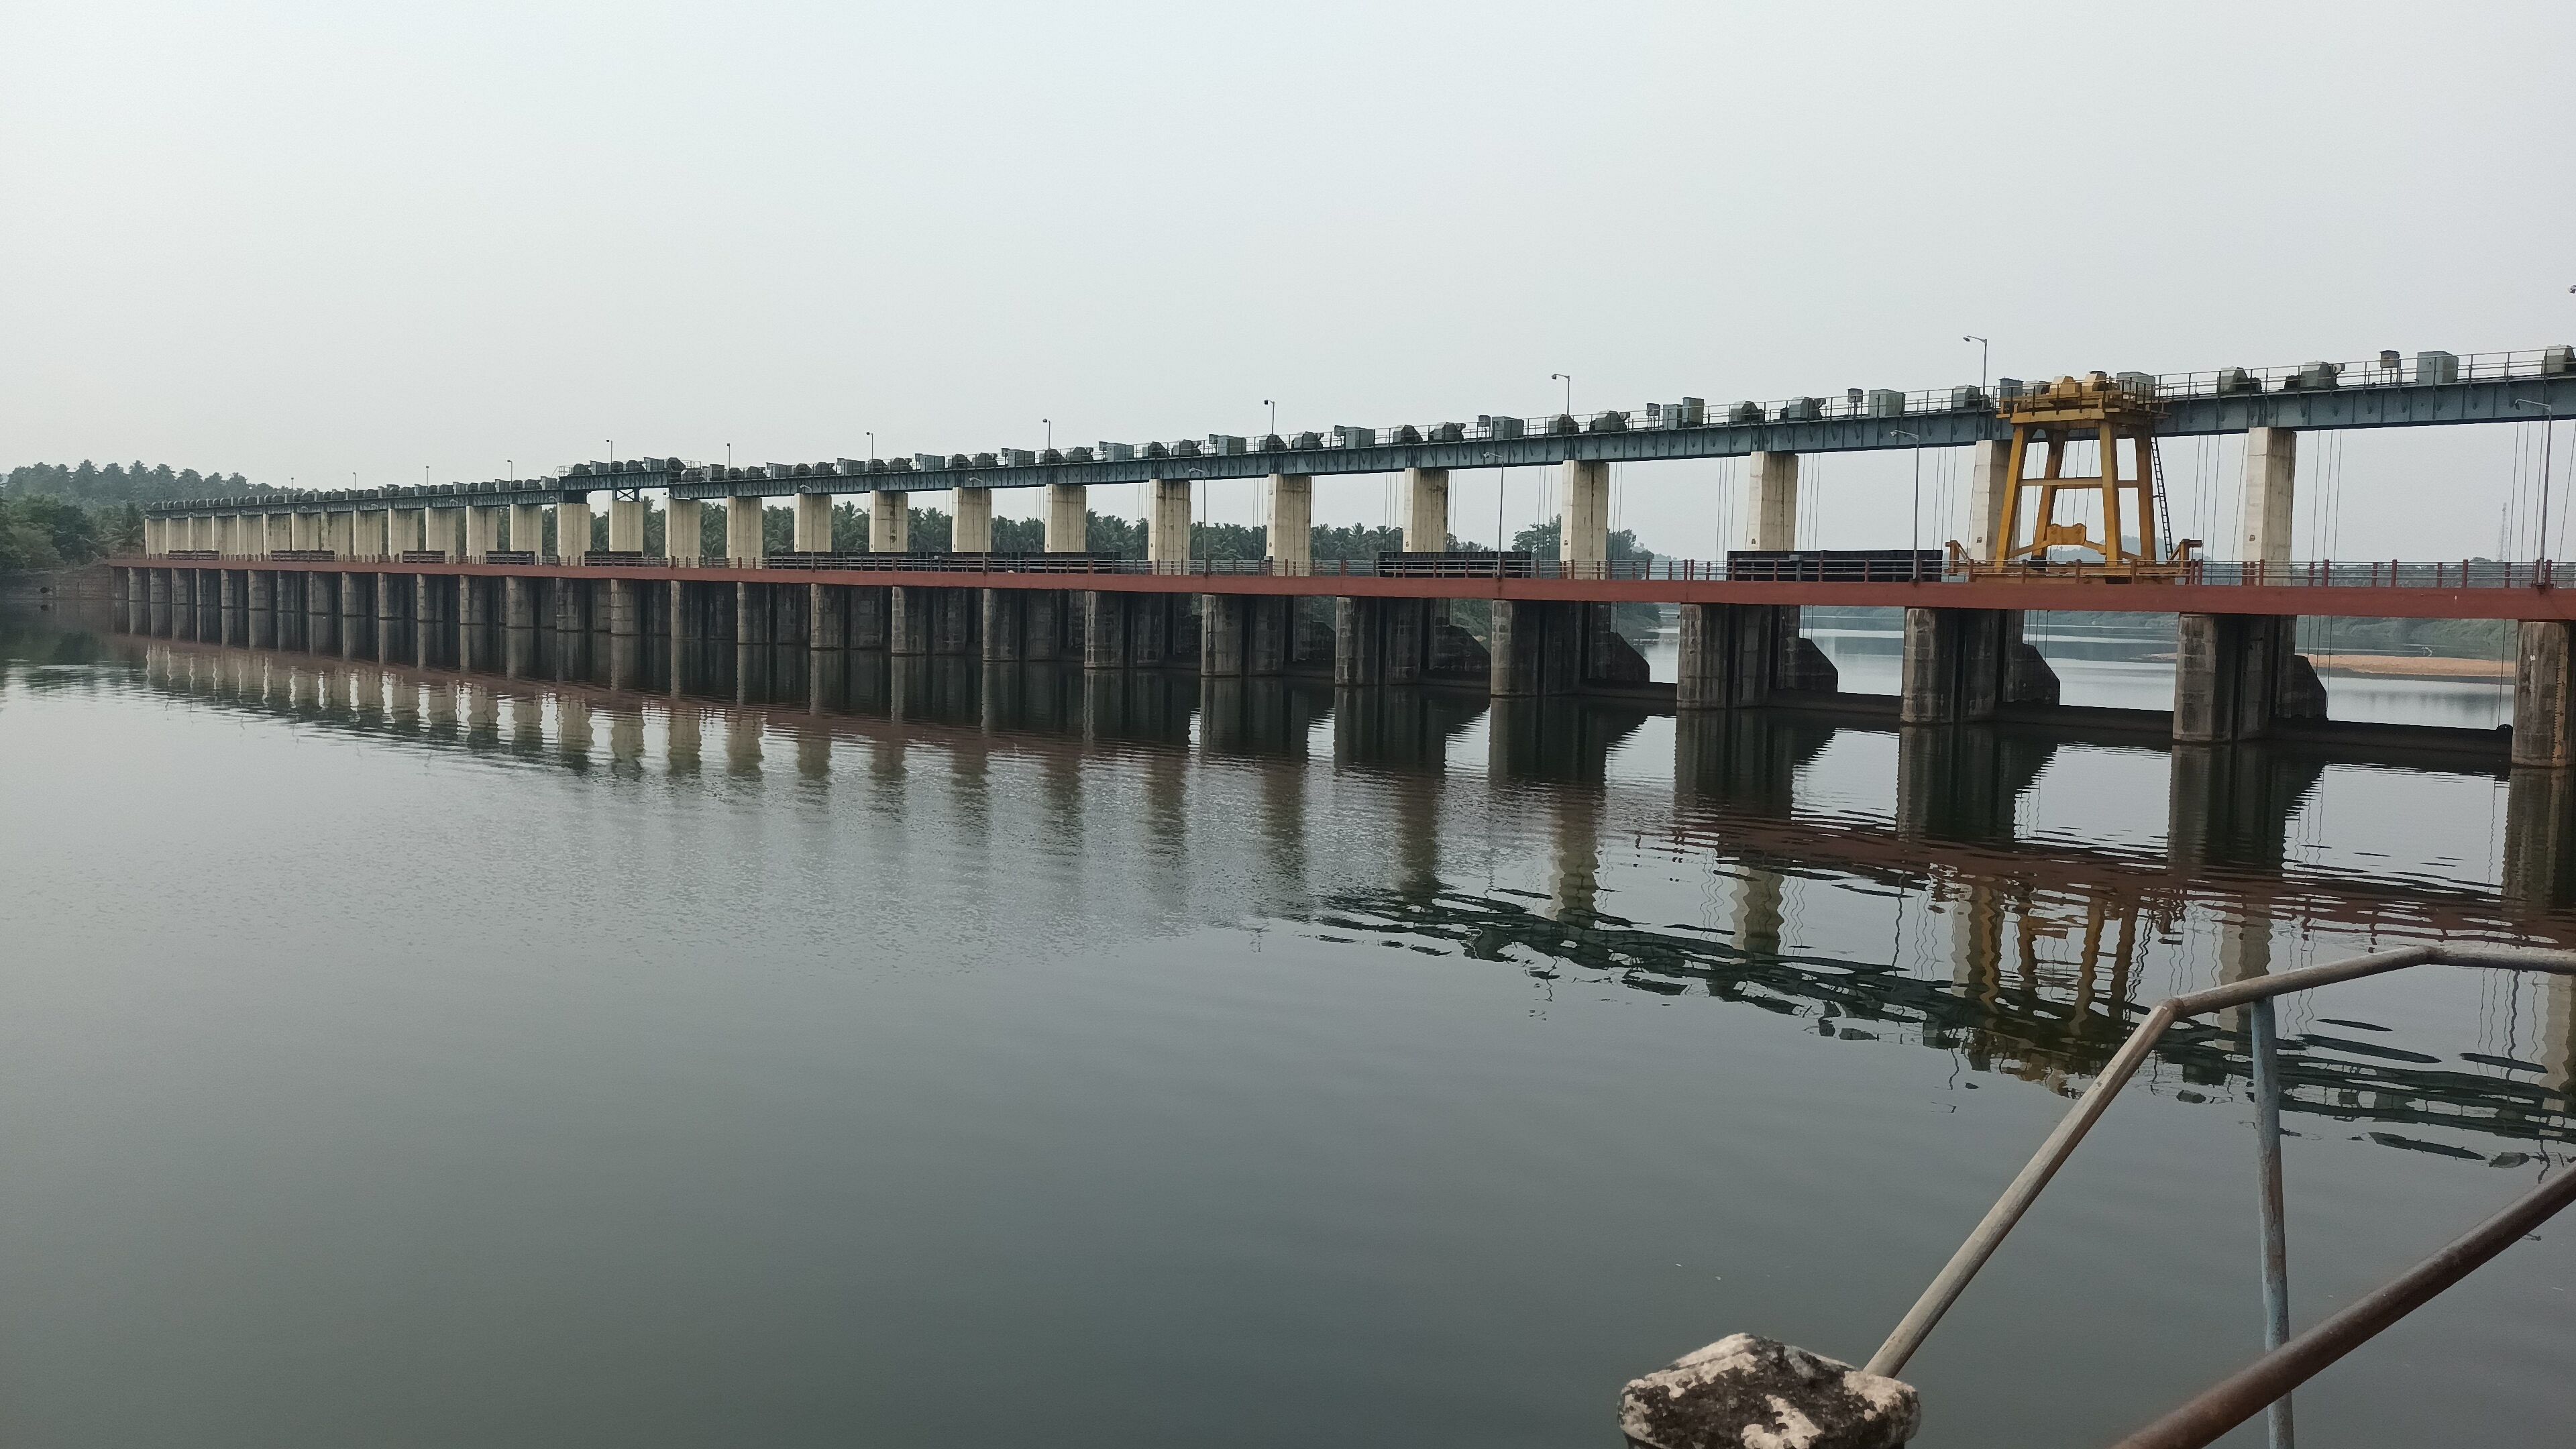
(1864, 944, 2574, 1378)
(2104, 1162, 2576, 1449)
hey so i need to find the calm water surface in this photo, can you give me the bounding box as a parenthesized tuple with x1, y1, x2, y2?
(4, 602, 2573, 1447)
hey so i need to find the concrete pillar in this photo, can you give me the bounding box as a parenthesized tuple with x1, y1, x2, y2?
(248, 570, 276, 647)
(982, 589, 1024, 661)
(1560, 460, 1609, 568)
(1489, 599, 1585, 698)
(953, 487, 993, 553)
(288, 512, 317, 550)
(870, 491, 908, 553)
(1402, 468, 1449, 553)
(1044, 484, 1087, 553)
(810, 583, 846, 649)
(1676, 603, 1781, 710)
(665, 497, 702, 564)
(327, 511, 356, 558)
(1024, 589, 1067, 661)
(557, 498, 594, 564)
(308, 571, 338, 653)
(389, 507, 425, 556)
(464, 505, 502, 561)
(1746, 451, 1799, 550)
(2239, 427, 2296, 568)
(1083, 592, 1128, 670)
(506, 502, 544, 556)
(1268, 474, 1311, 571)
(609, 578, 640, 638)
(1899, 607, 2013, 724)
(1967, 439, 2010, 563)
(356, 508, 390, 559)
(608, 497, 645, 553)
(1203, 594, 1246, 678)
(339, 571, 368, 657)
(2174, 613, 2320, 744)
(2512, 620, 2576, 767)
(793, 493, 833, 553)
(375, 572, 404, 658)
(1147, 479, 1191, 570)
(890, 586, 930, 656)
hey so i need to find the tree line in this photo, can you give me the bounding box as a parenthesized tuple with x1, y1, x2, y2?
(2, 460, 268, 571)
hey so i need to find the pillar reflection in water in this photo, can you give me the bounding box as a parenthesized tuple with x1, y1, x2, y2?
(607, 707, 647, 780)
(666, 702, 703, 776)
(466, 686, 500, 752)
(726, 709, 765, 778)
(559, 696, 593, 770)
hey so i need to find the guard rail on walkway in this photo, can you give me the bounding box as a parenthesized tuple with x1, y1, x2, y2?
(1865, 943, 2576, 1449)
(114, 553, 2576, 592)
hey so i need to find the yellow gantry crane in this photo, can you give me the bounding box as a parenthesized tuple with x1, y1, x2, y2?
(1974, 371, 2196, 580)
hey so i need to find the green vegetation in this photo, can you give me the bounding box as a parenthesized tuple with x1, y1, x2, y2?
(3, 461, 264, 571)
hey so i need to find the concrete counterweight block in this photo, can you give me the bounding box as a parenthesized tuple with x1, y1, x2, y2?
(1619, 1335, 1919, 1449)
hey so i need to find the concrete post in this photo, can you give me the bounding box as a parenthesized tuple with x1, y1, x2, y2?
(507, 502, 545, 556)
(666, 497, 702, 564)
(357, 508, 390, 559)
(2512, 620, 2576, 767)
(1044, 484, 1087, 553)
(248, 570, 276, 647)
(464, 506, 502, 561)
(810, 583, 846, 649)
(982, 590, 1023, 661)
(2174, 613, 2316, 744)
(608, 498, 645, 553)
(793, 493, 833, 553)
(1148, 479, 1191, 570)
(1899, 607, 2012, 724)
(1489, 599, 1585, 698)
(1083, 592, 1128, 670)
(557, 498, 594, 564)
(1268, 474, 1311, 571)
(2239, 427, 2296, 569)
(339, 571, 368, 657)
(1966, 439, 2010, 563)
(327, 511, 356, 558)
(1560, 460, 1609, 568)
(1024, 589, 1065, 661)
(1402, 468, 1449, 553)
(1746, 452, 1799, 549)
(870, 491, 908, 553)
(953, 487, 994, 552)
(1203, 594, 1246, 678)
(890, 586, 929, 656)
(389, 507, 425, 557)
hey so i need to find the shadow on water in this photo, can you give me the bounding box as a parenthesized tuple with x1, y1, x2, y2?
(30, 601, 2576, 1157)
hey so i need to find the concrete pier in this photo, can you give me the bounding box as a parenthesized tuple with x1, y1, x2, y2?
(1403, 468, 1450, 551)
(1044, 484, 1085, 553)
(2174, 613, 2324, 744)
(1898, 607, 2061, 724)
(871, 492, 908, 554)
(727, 494, 764, 565)
(1148, 480, 1191, 569)
(557, 498, 593, 562)
(2513, 620, 2576, 767)
(1561, 460, 1609, 567)
(608, 498, 645, 554)
(1269, 474, 1311, 570)
(794, 493, 833, 553)
(666, 498, 702, 564)
(954, 487, 993, 552)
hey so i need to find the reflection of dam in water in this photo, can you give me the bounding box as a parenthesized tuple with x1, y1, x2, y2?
(84, 618, 2576, 1154)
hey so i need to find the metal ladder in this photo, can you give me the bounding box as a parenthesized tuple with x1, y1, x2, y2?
(2150, 439, 2177, 562)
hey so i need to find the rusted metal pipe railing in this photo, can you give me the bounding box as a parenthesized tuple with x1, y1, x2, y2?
(1866, 943, 2576, 1432)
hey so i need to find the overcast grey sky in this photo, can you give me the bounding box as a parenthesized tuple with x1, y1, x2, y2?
(5, 1, 2570, 559)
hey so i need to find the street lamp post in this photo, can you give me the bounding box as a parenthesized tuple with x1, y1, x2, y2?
(1962, 336, 1989, 393)
(1550, 372, 1573, 415)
